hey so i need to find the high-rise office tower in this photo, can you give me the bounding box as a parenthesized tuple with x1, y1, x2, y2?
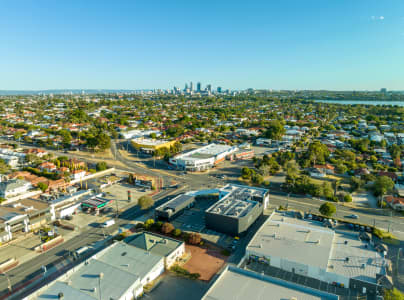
(197, 82, 201, 92)
(185, 83, 188, 91)
(206, 84, 212, 92)
(217, 86, 222, 93)
(190, 82, 194, 91)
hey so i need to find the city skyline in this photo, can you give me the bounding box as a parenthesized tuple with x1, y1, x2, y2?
(0, 1, 403, 90)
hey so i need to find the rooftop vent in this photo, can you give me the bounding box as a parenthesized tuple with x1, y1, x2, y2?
(345, 257, 350, 262)
(121, 252, 127, 256)
(361, 263, 366, 269)
(58, 292, 64, 299)
(344, 240, 348, 245)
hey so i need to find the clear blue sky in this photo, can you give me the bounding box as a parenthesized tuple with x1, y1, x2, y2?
(0, 0, 403, 91)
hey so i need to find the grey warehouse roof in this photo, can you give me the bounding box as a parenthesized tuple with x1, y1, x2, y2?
(65, 259, 140, 300)
(95, 241, 163, 280)
(203, 266, 338, 300)
(247, 212, 334, 270)
(247, 212, 386, 283)
(155, 194, 194, 213)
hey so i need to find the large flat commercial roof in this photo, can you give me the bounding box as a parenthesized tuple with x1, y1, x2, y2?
(95, 241, 163, 280)
(131, 138, 172, 146)
(247, 212, 334, 270)
(34, 241, 166, 300)
(202, 266, 338, 300)
(36, 281, 97, 300)
(247, 212, 386, 283)
(206, 196, 258, 218)
(63, 259, 139, 300)
(155, 194, 194, 213)
(206, 184, 268, 219)
(175, 143, 236, 161)
(328, 232, 385, 283)
(219, 184, 268, 199)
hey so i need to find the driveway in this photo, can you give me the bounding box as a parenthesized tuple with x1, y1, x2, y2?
(352, 191, 378, 208)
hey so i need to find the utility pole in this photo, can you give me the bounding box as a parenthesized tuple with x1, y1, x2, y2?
(115, 198, 119, 219)
(1, 272, 12, 293)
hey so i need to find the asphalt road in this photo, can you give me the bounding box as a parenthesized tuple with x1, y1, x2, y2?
(2, 139, 404, 296)
(268, 193, 404, 235)
(0, 188, 180, 296)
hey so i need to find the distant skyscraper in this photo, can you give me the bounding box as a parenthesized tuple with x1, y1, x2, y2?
(206, 84, 212, 92)
(185, 83, 188, 91)
(190, 82, 194, 91)
(380, 88, 387, 93)
(197, 82, 201, 92)
(217, 86, 222, 93)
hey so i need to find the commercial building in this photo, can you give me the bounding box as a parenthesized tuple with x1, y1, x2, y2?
(255, 138, 272, 146)
(205, 184, 269, 236)
(30, 241, 165, 300)
(0, 198, 49, 242)
(155, 194, 195, 221)
(202, 265, 338, 300)
(125, 231, 185, 268)
(81, 196, 111, 214)
(0, 179, 33, 199)
(245, 211, 388, 294)
(131, 138, 177, 154)
(129, 173, 157, 190)
(120, 129, 161, 140)
(169, 143, 238, 171)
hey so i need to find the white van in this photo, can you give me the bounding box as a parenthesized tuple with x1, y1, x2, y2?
(101, 219, 115, 228)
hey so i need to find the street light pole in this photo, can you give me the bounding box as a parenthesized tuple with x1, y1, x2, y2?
(98, 272, 104, 300)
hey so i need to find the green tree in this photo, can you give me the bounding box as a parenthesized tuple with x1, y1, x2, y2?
(264, 120, 285, 140)
(344, 194, 352, 202)
(373, 175, 395, 197)
(319, 202, 336, 217)
(59, 129, 72, 147)
(173, 228, 182, 237)
(322, 182, 334, 200)
(37, 182, 48, 192)
(13, 131, 22, 141)
(143, 218, 155, 230)
(306, 141, 330, 166)
(138, 195, 154, 210)
(384, 288, 404, 300)
(97, 132, 111, 151)
(96, 161, 108, 171)
(0, 159, 10, 174)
